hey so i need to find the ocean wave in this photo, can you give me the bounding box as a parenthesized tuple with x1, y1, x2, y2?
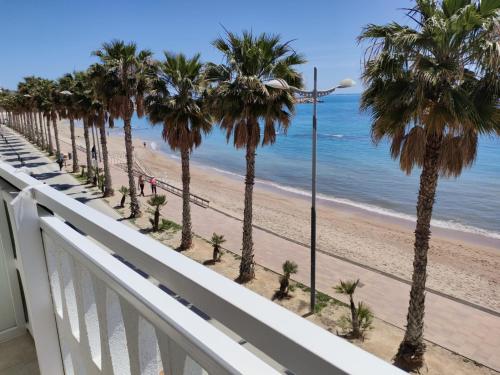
(326, 134, 344, 138)
(255, 179, 500, 240)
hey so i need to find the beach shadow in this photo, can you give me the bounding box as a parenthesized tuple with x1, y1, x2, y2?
(301, 310, 314, 318)
(22, 162, 46, 168)
(272, 290, 292, 301)
(51, 183, 76, 192)
(74, 196, 101, 204)
(3, 156, 39, 162)
(116, 216, 135, 222)
(2, 151, 30, 156)
(31, 172, 60, 180)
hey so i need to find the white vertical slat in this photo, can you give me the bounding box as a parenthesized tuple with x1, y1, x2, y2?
(106, 288, 131, 375)
(138, 317, 163, 375)
(120, 296, 141, 375)
(92, 276, 114, 374)
(157, 330, 206, 375)
(78, 265, 103, 371)
(73, 261, 101, 375)
(45, 238, 85, 375)
(59, 251, 81, 341)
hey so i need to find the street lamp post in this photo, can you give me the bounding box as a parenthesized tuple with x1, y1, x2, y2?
(265, 68, 355, 312)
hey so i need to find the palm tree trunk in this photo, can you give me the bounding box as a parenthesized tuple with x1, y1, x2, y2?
(83, 117, 93, 183)
(124, 116, 141, 217)
(394, 133, 442, 371)
(29, 112, 34, 142)
(239, 142, 256, 282)
(180, 148, 192, 250)
(30, 112, 36, 144)
(33, 112, 40, 147)
(69, 116, 79, 173)
(98, 112, 113, 197)
(51, 111, 61, 156)
(154, 207, 160, 231)
(350, 295, 360, 337)
(38, 112, 46, 150)
(46, 114, 54, 155)
(21, 113, 26, 136)
(27, 113, 33, 142)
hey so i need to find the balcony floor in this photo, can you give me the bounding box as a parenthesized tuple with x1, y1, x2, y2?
(0, 333, 39, 375)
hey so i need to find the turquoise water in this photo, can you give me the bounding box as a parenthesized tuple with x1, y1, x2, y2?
(108, 94, 500, 239)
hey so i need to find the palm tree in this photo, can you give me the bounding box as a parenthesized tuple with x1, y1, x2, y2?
(147, 194, 167, 232)
(37, 78, 55, 155)
(58, 73, 80, 173)
(88, 63, 115, 196)
(210, 233, 226, 262)
(73, 71, 95, 183)
(146, 52, 212, 250)
(359, 0, 500, 370)
(334, 280, 361, 337)
(205, 30, 305, 282)
(119, 185, 129, 208)
(278, 260, 298, 298)
(93, 40, 155, 217)
(17, 77, 39, 145)
(49, 81, 62, 157)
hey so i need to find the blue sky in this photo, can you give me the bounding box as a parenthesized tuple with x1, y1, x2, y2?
(0, 0, 408, 93)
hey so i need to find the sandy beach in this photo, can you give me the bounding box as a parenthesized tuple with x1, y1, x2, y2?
(60, 123, 500, 312)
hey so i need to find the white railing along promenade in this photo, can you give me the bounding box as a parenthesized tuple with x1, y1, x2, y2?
(0, 157, 404, 374)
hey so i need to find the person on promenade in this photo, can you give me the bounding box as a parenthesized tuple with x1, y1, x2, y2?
(138, 175, 145, 196)
(91, 145, 96, 159)
(56, 155, 64, 171)
(150, 176, 157, 195)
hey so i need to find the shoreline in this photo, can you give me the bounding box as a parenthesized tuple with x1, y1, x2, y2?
(151, 141, 500, 251)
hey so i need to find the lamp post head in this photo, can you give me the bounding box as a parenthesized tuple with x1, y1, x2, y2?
(337, 78, 356, 89)
(263, 79, 291, 90)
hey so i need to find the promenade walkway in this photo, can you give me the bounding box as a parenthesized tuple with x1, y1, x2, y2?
(2, 127, 499, 372)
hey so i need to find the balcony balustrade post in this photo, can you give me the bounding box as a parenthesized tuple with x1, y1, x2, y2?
(3, 186, 64, 375)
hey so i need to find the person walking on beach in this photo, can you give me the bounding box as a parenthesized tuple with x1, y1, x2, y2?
(138, 175, 145, 196)
(150, 176, 157, 195)
(91, 145, 97, 160)
(56, 155, 64, 171)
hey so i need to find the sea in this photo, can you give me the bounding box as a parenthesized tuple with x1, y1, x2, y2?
(105, 94, 500, 240)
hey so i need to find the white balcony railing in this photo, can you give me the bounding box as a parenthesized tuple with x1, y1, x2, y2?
(0, 159, 404, 375)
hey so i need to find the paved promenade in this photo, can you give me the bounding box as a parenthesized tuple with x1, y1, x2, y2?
(2, 127, 499, 372)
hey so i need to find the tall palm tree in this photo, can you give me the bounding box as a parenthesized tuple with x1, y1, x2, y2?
(73, 71, 95, 183)
(58, 73, 80, 173)
(88, 63, 114, 196)
(359, 0, 500, 370)
(49, 81, 62, 157)
(93, 40, 155, 217)
(206, 30, 305, 282)
(17, 77, 38, 145)
(146, 52, 212, 250)
(37, 78, 55, 155)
